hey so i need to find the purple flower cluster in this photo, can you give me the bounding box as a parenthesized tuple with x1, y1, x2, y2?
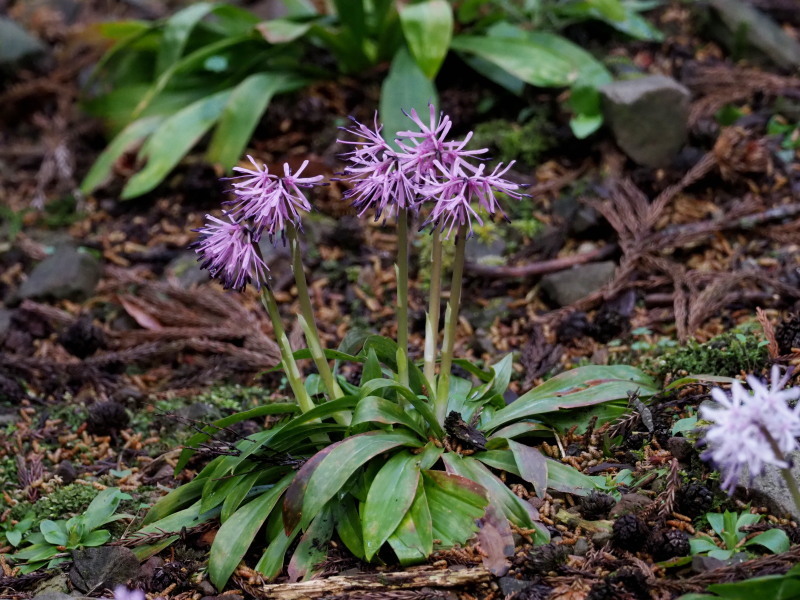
(193, 158, 323, 291)
(700, 366, 800, 494)
(338, 105, 525, 237)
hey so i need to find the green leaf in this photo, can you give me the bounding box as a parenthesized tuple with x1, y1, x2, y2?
(508, 440, 547, 498)
(450, 35, 575, 87)
(361, 348, 383, 386)
(122, 89, 232, 198)
(136, 500, 221, 560)
(208, 473, 294, 589)
(351, 395, 426, 438)
(358, 378, 443, 438)
(257, 18, 313, 44)
(256, 523, 300, 581)
(388, 479, 433, 564)
(398, 0, 452, 79)
(81, 529, 112, 547)
(83, 487, 131, 531)
(39, 520, 67, 547)
(379, 47, 438, 150)
(156, 2, 218, 75)
(423, 469, 487, 547)
(689, 538, 721, 555)
(12, 543, 60, 562)
(706, 513, 725, 538)
(332, 498, 365, 559)
(81, 116, 164, 195)
(287, 506, 335, 582)
(545, 458, 605, 495)
(207, 72, 308, 169)
(746, 529, 790, 554)
(175, 403, 298, 472)
(489, 420, 552, 440)
(483, 365, 658, 431)
(363, 450, 421, 560)
(300, 430, 423, 530)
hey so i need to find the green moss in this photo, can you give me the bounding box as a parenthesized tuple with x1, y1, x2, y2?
(650, 325, 769, 379)
(10, 483, 100, 523)
(469, 112, 555, 168)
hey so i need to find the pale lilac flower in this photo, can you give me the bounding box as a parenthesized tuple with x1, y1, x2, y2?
(342, 156, 417, 220)
(338, 115, 392, 165)
(421, 157, 525, 238)
(229, 154, 276, 196)
(231, 160, 322, 241)
(192, 214, 268, 291)
(113, 586, 145, 600)
(700, 366, 800, 494)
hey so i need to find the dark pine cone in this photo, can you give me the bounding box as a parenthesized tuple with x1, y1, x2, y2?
(782, 525, 800, 545)
(679, 483, 714, 518)
(586, 580, 619, 600)
(776, 314, 800, 355)
(610, 566, 649, 600)
(581, 491, 616, 520)
(512, 582, 553, 600)
(58, 314, 107, 359)
(525, 543, 568, 574)
(612, 514, 648, 552)
(648, 528, 690, 561)
(86, 401, 130, 435)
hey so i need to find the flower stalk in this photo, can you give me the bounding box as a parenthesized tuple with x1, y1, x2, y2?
(396, 207, 410, 388)
(435, 224, 467, 421)
(423, 228, 443, 398)
(288, 225, 344, 402)
(761, 426, 800, 515)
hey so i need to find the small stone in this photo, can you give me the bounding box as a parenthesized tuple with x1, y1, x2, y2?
(600, 75, 690, 167)
(0, 18, 47, 69)
(17, 246, 101, 302)
(86, 401, 130, 435)
(572, 538, 590, 557)
(164, 251, 208, 287)
(609, 493, 651, 517)
(55, 460, 77, 484)
(540, 262, 617, 306)
(70, 546, 140, 593)
(748, 450, 800, 519)
(498, 576, 532, 596)
(466, 236, 507, 266)
(667, 436, 695, 462)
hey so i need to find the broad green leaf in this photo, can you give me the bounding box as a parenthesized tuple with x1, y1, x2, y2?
(388, 480, 433, 564)
(256, 523, 300, 581)
(332, 498, 365, 559)
(135, 500, 221, 560)
(423, 469, 487, 547)
(570, 109, 604, 139)
(175, 403, 298, 472)
(207, 72, 308, 169)
(283, 439, 342, 533)
(208, 473, 294, 589)
(300, 430, 422, 529)
(40, 520, 67, 546)
(287, 507, 335, 582)
(358, 379, 443, 438)
(746, 529, 790, 554)
(398, 0, 452, 79)
(157, 2, 217, 75)
(351, 395, 426, 438)
(80, 116, 163, 195)
(706, 513, 725, 538)
(81, 529, 112, 547)
(142, 474, 210, 526)
(508, 440, 547, 498)
(83, 487, 131, 532)
(202, 466, 284, 514)
(122, 90, 232, 198)
(363, 450, 421, 560)
(379, 47, 437, 151)
(689, 538, 720, 554)
(545, 458, 605, 495)
(706, 571, 800, 600)
(361, 348, 383, 386)
(221, 471, 260, 522)
(489, 420, 552, 440)
(257, 18, 313, 44)
(483, 365, 658, 431)
(11, 543, 60, 562)
(450, 35, 574, 88)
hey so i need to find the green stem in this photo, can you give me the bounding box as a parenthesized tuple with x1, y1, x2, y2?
(763, 427, 800, 515)
(423, 229, 443, 398)
(396, 208, 410, 388)
(259, 285, 315, 414)
(288, 226, 343, 402)
(435, 225, 467, 423)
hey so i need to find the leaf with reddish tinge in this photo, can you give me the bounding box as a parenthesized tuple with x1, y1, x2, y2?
(508, 440, 548, 499)
(476, 503, 514, 576)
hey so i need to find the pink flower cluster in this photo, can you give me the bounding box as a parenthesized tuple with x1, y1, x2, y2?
(701, 366, 800, 494)
(338, 105, 525, 237)
(193, 159, 323, 291)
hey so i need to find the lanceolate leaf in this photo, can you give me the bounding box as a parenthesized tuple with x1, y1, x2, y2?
(423, 469, 487, 547)
(388, 480, 432, 564)
(351, 395, 427, 438)
(122, 89, 232, 198)
(143, 471, 211, 525)
(208, 473, 294, 589)
(363, 450, 421, 560)
(156, 2, 218, 75)
(255, 523, 300, 581)
(135, 500, 221, 560)
(398, 0, 452, 79)
(300, 431, 423, 530)
(287, 506, 335, 582)
(207, 72, 308, 169)
(333, 497, 365, 559)
(508, 440, 548, 499)
(379, 48, 438, 151)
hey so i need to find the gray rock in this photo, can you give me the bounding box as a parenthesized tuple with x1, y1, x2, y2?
(69, 546, 140, 593)
(498, 576, 532, 596)
(710, 0, 800, 70)
(17, 246, 101, 302)
(0, 405, 20, 426)
(0, 18, 46, 69)
(553, 196, 600, 235)
(540, 261, 617, 306)
(176, 401, 221, 423)
(0, 308, 12, 342)
(465, 236, 506, 266)
(600, 76, 690, 167)
(748, 451, 800, 519)
(667, 436, 695, 462)
(31, 571, 70, 597)
(572, 537, 590, 557)
(463, 297, 510, 330)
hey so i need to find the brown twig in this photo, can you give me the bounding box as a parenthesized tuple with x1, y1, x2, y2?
(464, 244, 617, 278)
